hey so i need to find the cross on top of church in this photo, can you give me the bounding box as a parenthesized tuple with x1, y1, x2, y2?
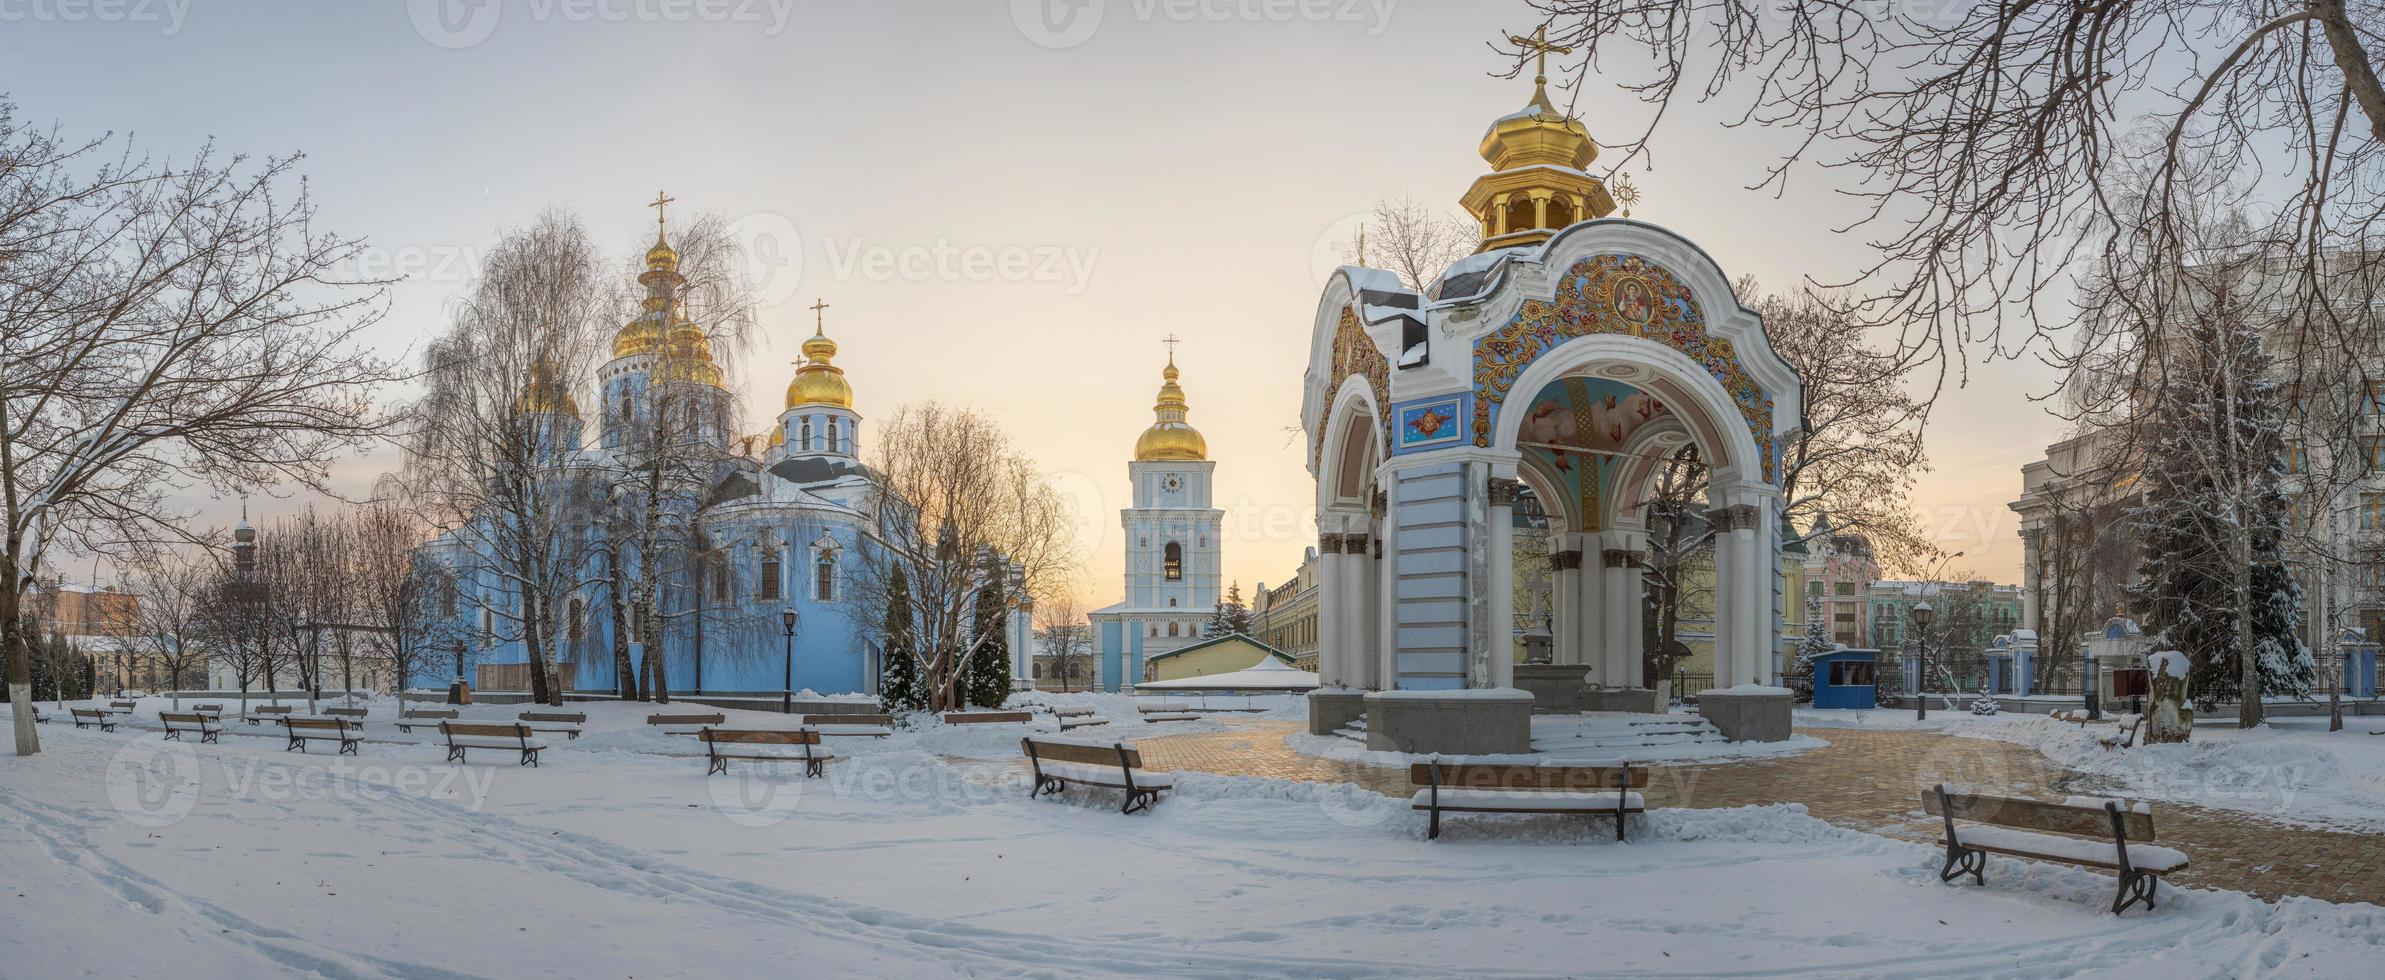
(1162, 333, 1181, 362)
(810, 297, 831, 334)
(648, 190, 676, 228)
(1508, 24, 1572, 86)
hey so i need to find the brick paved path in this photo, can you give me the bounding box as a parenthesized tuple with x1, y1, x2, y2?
(1133, 720, 2385, 906)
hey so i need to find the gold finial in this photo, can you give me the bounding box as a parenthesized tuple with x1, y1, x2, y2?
(1162, 332, 1180, 366)
(1508, 25, 1573, 107)
(809, 297, 831, 336)
(1355, 224, 1368, 266)
(648, 190, 676, 230)
(1611, 172, 1640, 218)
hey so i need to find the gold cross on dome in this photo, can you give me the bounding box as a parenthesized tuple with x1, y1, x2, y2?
(1508, 25, 1573, 85)
(1162, 333, 1181, 360)
(648, 190, 676, 227)
(809, 297, 831, 334)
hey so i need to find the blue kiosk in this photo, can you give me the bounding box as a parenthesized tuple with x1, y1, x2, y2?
(1811, 649, 1880, 710)
(2344, 629, 2378, 699)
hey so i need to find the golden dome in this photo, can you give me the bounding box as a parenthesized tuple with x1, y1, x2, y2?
(785, 326, 854, 410)
(1134, 356, 1206, 461)
(1460, 72, 1616, 253)
(612, 311, 663, 357)
(768, 425, 786, 447)
(514, 356, 580, 418)
(644, 227, 679, 273)
(654, 315, 724, 387)
(1479, 82, 1596, 171)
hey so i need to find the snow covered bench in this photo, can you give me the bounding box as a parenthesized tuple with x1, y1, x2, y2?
(1135, 702, 1199, 723)
(160, 711, 221, 744)
(70, 707, 118, 732)
(1409, 761, 1649, 841)
(323, 706, 369, 726)
(646, 712, 726, 736)
(1046, 707, 1107, 730)
(245, 705, 294, 726)
(102, 699, 138, 716)
(1019, 736, 1172, 814)
(944, 710, 1033, 726)
(280, 717, 362, 755)
(698, 728, 831, 777)
(397, 708, 459, 733)
(191, 704, 224, 721)
(1924, 783, 2187, 914)
(440, 721, 547, 767)
(517, 710, 586, 740)
(800, 713, 893, 738)
(2098, 716, 2145, 751)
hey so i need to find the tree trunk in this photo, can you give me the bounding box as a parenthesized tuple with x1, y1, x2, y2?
(605, 547, 635, 700)
(2235, 522, 2262, 729)
(3, 570, 39, 756)
(524, 590, 553, 705)
(645, 610, 670, 705)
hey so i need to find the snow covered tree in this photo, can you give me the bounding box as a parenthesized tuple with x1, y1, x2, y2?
(1796, 591, 1835, 670)
(2126, 263, 2314, 726)
(877, 565, 925, 713)
(963, 571, 1012, 709)
(1207, 582, 1253, 637)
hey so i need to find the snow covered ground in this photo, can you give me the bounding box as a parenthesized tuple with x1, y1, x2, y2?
(1291, 710, 1829, 767)
(5, 700, 2382, 976)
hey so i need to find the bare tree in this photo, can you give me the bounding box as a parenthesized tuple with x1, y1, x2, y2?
(0, 106, 396, 754)
(1034, 595, 1091, 692)
(1639, 445, 1712, 689)
(120, 547, 214, 708)
(1338, 195, 1477, 292)
(405, 211, 611, 707)
(350, 492, 455, 701)
(851, 404, 1073, 712)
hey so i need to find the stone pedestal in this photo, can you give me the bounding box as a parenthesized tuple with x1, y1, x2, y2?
(1363, 689, 1533, 755)
(1697, 688, 1793, 742)
(1582, 687, 1662, 714)
(1308, 688, 1368, 737)
(1513, 663, 1591, 713)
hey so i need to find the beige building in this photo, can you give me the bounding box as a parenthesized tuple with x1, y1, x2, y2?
(1141, 634, 1298, 683)
(1253, 549, 1320, 672)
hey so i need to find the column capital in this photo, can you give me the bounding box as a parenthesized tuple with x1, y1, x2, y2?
(1705, 504, 1761, 532)
(1550, 549, 1582, 572)
(1488, 477, 1524, 508)
(1318, 533, 1345, 555)
(1602, 548, 1643, 569)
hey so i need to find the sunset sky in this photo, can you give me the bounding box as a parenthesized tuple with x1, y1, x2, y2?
(4, 0, 2066, 604)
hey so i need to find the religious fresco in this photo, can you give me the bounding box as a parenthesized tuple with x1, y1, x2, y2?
(1469, 253, 1778, 481)
(1514, 376, 1668, 532)
(1315, 306, 1394, 467)
(1397, 397, 1465, 450)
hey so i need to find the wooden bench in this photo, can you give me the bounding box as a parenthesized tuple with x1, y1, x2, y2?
(944, 710, 1033, 726)
(440, 721, 547, 766)
(70, 707, 118, 732)
(517, 710, 587, 740)
(1047, 706, 1108, 730)
(1020, 736, 1172, 814)
(160, 711, 221, 744)
(192, 703, 224, 721)
(800, 713, 893, 737)
(280, 716, 362, 755)
(1135, 702, 1200, 723)
(1924, 783, 2188, 914)
(323, 706, 369, 725)
(698, 728, 832, 777)
(2099, 716, 2146, 751)
(102, 699, 138, 715)
(397, 708, 460, 733)
(246, 705, 295, 726)
(1410, 761, 1649, 841)
(647, 712, 727, 736)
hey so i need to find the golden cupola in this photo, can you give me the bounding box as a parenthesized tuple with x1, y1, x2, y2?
(785, 302, 854, 410)
(655, 311, 725, 387)
(514, 355, 581, 418)
(614, 221, 684, 358)
(1461, 29, 1616, 253)
(1133, 353, 1207, 462)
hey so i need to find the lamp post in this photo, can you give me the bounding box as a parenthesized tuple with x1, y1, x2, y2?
(1910, 601, 1934, 721)
(781, 608, 800, 715)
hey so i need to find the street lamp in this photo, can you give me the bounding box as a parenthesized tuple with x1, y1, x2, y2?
(781, 608, 800, 715)
(1910, 601, 1934, 721)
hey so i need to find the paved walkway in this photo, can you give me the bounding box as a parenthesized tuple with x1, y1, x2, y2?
(1133, 721, 2385, 906)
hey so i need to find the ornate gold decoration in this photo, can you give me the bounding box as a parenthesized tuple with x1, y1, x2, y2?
(1470, 253, 1777, 481)
(514, 356, 580, 418)
(1135, 343, 1207, 461)
(1314, 307, 1393, 467)
(785, 298, 854, 410)
(1611, 172, 1641, 218)
(1463, 27, 1616, 252)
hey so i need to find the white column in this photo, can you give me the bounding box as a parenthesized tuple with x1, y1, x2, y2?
(1551, 548, 1578, 667)
(1575, 534, 1606, 676)
(1601, 535, 1638, 687)
(1315, 530, 1345, 689)
(2018, 528, 2042, 633)
(1378, 488, 1402, 691)
(1486, 478, 1519, 689)
(1711, 502, 1760, 690)
(1354, 525, 1381, 690)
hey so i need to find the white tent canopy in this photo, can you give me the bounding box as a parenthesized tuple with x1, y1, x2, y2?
(1133, 654, 1319, 691)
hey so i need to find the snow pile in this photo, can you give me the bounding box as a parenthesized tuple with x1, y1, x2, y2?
(2150, 650, 2190, 679)
(1952, 713, 2385, 833)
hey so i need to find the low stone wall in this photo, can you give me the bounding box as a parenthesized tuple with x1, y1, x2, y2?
(1512, 664, 1590, 713)
(1363, 689, 1533, 755)
(1698, 688, 1792, 742)
(1309, 689, 1367, 736)
(1582, 687, 1661, 714)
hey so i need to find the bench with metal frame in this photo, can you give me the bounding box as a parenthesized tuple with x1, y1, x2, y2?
(1410, 761, 1650, 841)
(245, 705, 295, 726)
(647, 712, 727, 736)
(102, 699, 138, 716)
(698, 727, 831, 777)
(1134, 702, 1200, 723)
(517, 710, 586, 740)
(799, 712, 893, 738)
(280, 716, 362, 755)
(1924, 783, 2188, 915)
(397, 708, 460, 733)
(323, 706, 369, 726)
(70, 707, 118, 732)
(1020, 736, 1172, 814)
(943, 710, 1033, 726)
(160, 711, 221, 744)
(440, 721, 547, 766)
(191, 704, 225, 721)
(1047, 706, 1108, 730)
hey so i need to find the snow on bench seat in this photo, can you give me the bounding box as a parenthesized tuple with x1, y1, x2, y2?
(1409, 788, 1645, 813)
(445, 734, 550, 751)
(1946, 825, 2188, 874)
(1032, 760, 1175, 791)
(810, 724, 893, 738)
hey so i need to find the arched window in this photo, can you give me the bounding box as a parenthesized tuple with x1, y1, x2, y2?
(826, 419, 842, 454)
(759, 549, 783, 600)
(1168, 597, 1178, 607)
(478, 605, 494, 646)
(683, 402, 698, 436)
(814, 548, 837, 602)
(1164, 542, 1183, 581)
(800, 417, 813, 449)
(1168, 622, 1179, 637)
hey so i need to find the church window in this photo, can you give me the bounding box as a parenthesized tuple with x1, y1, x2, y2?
(708, 554, 730, 602)
(1168, 622, 1179, 637)
(566, 597, 584, 645)
(814, 549, 837, 602)
(800, 418, 813, 449)
(1164, 542, 1182, 581)
(1168, 597, 1177, 607)
(683, 402, 698, 436)
(827, 419, 842, 454)
(440, 576, 457, 618)
(478, 605, 493, 646)
(760, 550, 783, 600)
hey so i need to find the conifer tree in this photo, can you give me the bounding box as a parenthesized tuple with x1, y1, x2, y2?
(1207, 582, 1253, 637)
(963, 574, 1012, 708)
(878, 566, 925, 713)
